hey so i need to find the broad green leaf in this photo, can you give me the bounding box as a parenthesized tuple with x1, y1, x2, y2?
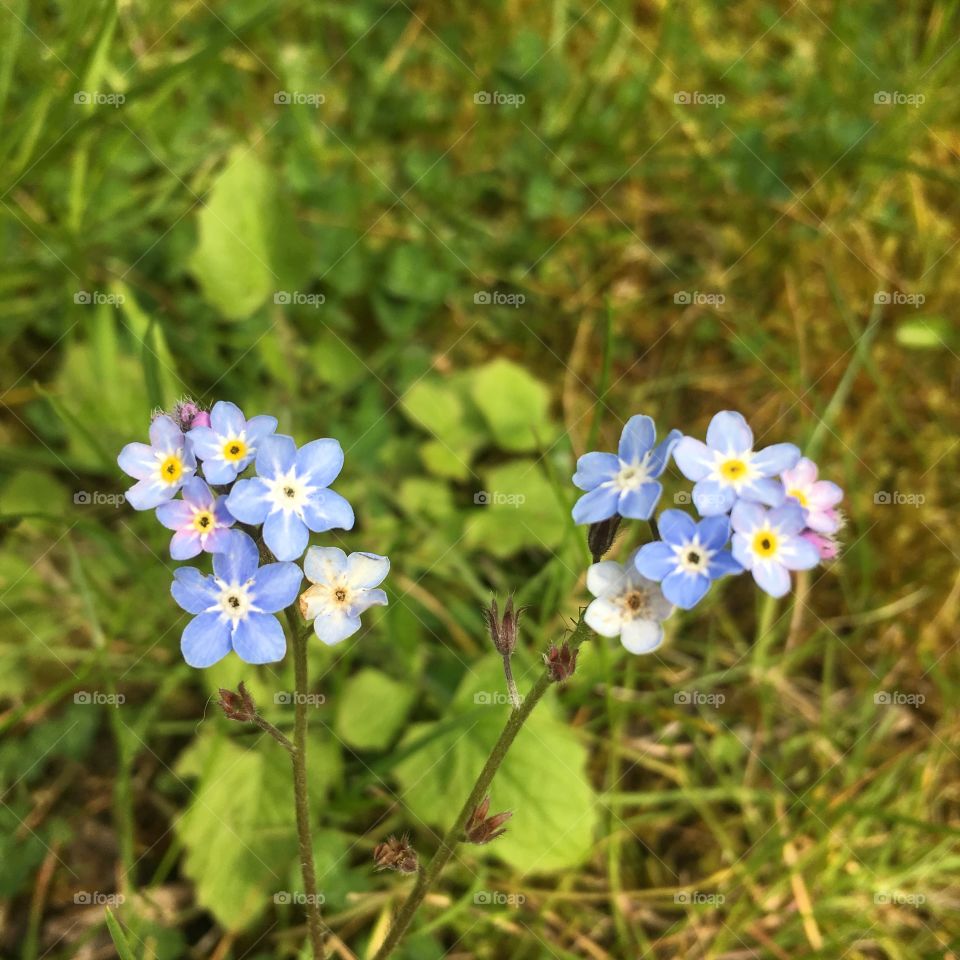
(469, 359, 552, 451)
(400, 380, 465, 443)
(394, 656, 598, 872)
(419, 439, 475, 481)
(382, 245, 453, 304)
(335, 668, 414, 750)
(464, 459, 567, 557)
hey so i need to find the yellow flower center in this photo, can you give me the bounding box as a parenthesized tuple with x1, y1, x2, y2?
(787, 487, 808, 507)
(222, 438, 248, 462)
(192, 510, 215, 534)
(158, 454, 183, 485)
(719, 458, 747, 481)
(752, 530, 778, 558)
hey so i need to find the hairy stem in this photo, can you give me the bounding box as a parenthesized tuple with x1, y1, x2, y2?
(501, 653, 521, 710)
(372, 616, 592, 960)
(251, 713, 295, 753)
(286, 607, 326, 960)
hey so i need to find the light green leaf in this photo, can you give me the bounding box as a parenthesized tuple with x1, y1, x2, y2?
(394, 656, 598, 873)
(469, 359, 552, 452)
(335, 668, 414, 750)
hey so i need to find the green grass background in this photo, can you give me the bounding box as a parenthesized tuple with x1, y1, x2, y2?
(1, 1, 958, 958)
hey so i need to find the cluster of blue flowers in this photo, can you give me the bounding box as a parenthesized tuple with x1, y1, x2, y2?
(572, 411, 844, 653)
(118, 401, 389, 668)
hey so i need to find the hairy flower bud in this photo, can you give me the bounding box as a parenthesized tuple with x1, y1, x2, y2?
(587, 514, 621, 562)
(543, 642, 578, 683)
(218, 681, 256, 722)
(373, 835, 419, 874)
(464, 796, 513, 845)
(483, 596, 523, 657)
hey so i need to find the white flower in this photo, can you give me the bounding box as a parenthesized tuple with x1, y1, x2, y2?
(299, 547, 389, 645)
(584, 557, 672, 654)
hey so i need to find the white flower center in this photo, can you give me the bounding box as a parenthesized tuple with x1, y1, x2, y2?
(266, 469, 314, 515)
(614, 453, 653, 491)
(673, 537, 713, 574)
(215, 580, 256, 623)
(620, 587, 651, 619)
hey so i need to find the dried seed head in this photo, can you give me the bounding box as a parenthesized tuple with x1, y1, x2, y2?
(218, 681, 256, 722)
(587, 514, 622, 562)
(373, 834, 419, 874)
(464, 796, 513, 845)
(543, 642, 578, 683)
(483, 596, 524, 657)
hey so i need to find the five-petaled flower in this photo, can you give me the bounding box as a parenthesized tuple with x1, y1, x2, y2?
(634, 509, 742, 609)
(730, 501, 819, 597)
(155, 477, 235, 559)
(188, 400, 278, 485)
(226, 435, 354, 561)
(571, 415, 681, 524)
(780, 457, 844, 534)
(299, 547, 389, 645)
(674, 410, 800, 517)
(171, 531, 302, 667)
(584, 556, 673, 654)
(118, 414, 196, 510)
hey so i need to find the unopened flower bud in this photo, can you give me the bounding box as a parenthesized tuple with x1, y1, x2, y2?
(588, 514, 621, 562)
(218, 681, 256, 722)
(483, 596, 523, 657)
(464, 796, 512, 845)
(543, 642, 578, 683)
(373, 834, 419, 874)
(173, 398, 210, 430)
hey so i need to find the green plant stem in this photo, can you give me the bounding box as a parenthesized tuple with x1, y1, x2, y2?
(501, 653, 521, 710)
(286, 607, 327, 960)
(251, 712, 295, 752)
(372, 616, 592, 960)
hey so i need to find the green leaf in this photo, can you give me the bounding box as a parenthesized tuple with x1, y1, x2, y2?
(469, 359, 552, 451)
(104, 908, 138, 960)
(895, 316, 952, 350)
(394, 656, 598, 872)
(382, 245, 454, 304)
(335, 668, 414, 750)
(189, 148, 306, 319)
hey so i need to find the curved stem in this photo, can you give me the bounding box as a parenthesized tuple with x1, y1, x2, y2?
(287, 607, 327, 960)
(372, 616, 592, 960)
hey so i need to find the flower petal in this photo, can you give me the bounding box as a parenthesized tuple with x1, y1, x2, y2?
(706, 411, 752, 454)
(149, 415, 182, 451)
(634, 542, 677, 581)
(618, 481, 662, 520)
(731, 533, 754, 569)
(302, 489, 355, 533)
(181, 612, 232, 668)
(618, 415, 655, 464)
(807, 480, 844, 510)
(225, 478, 271, 524)
(730, 499, 765, 533)
(170, 529, 203, 560)
(303, 546, 348, 586)
(707, 550, 743, 579)
(661, 570, 711, 609)
(155, 498, 194, 531)
(782, 457, 817, 487)
(118, 442, 156, 480)
(346, 552, 390, 590)
(256, 434, 297, 479)
(180, 476, 213, 508)
(571, 485, 620, 524)
(245, 414, 279, 444)
(778, 536, 820, 571)
(657, 509, 697, 546)
(263, 509, 309, 561)
(251, 562, 303, 612)
(201, 458, 240, 485)
(125, 478, 174, 510)
(210, 400, 245, 437)
(313, 610, 362, 645)
(619, 618, 664, 655)
(213, 531, 260, 584)
(572, 452, 619, 491)
(584, 597, 623, 637)
(232, 612, 287, 663)
(647, 429, 682, 477)
(586, 561, 627, 599)
(348, 587, 388, 617)
(752, 560, 790, 598)
(295, 438, 344, 487)
(752, 442, 800, 477)
(673, 437, 713, 481)
(203, 527, 233, 553)
(769, 503, 807, 536)
(171, 567, 219, 613)
(692, 480, 736, 516)
(697, 515, 731, 550)
(187, 425, 221, 461)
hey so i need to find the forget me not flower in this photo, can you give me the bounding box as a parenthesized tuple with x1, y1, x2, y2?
(171, 530, 302, 667)
(155, 477, 235, 560)
(780, 457, 844, 534)
(730, 500, 819, 597)
(584, 556, 673, 654)
(572, 415, 681, 524)
(188, 400, 278, 484)
(299, 546, 389, 645)
(673, 410, 800, 516)
(226, 435, 354, 561)
(634, 509, 742, 609)
(118, 415, 196, 510)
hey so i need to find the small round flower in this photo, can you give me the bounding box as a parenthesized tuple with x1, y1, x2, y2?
(155, 477, 235, 560)
(299, 547, 389, 645)
(118, 415, 196, 510)
(171, 531, 302, 667)
(584, 557, 673, 654)
(802, 529, 840, 561)
(188, 400, 278, 485)
(673, 410, 800, 516)
(226, 435, 354, 561)
(780, 457, 844, 534)
(730, 500, 819, 597)
(571, 415, 682, 524)
(634, 509, 742, 609)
